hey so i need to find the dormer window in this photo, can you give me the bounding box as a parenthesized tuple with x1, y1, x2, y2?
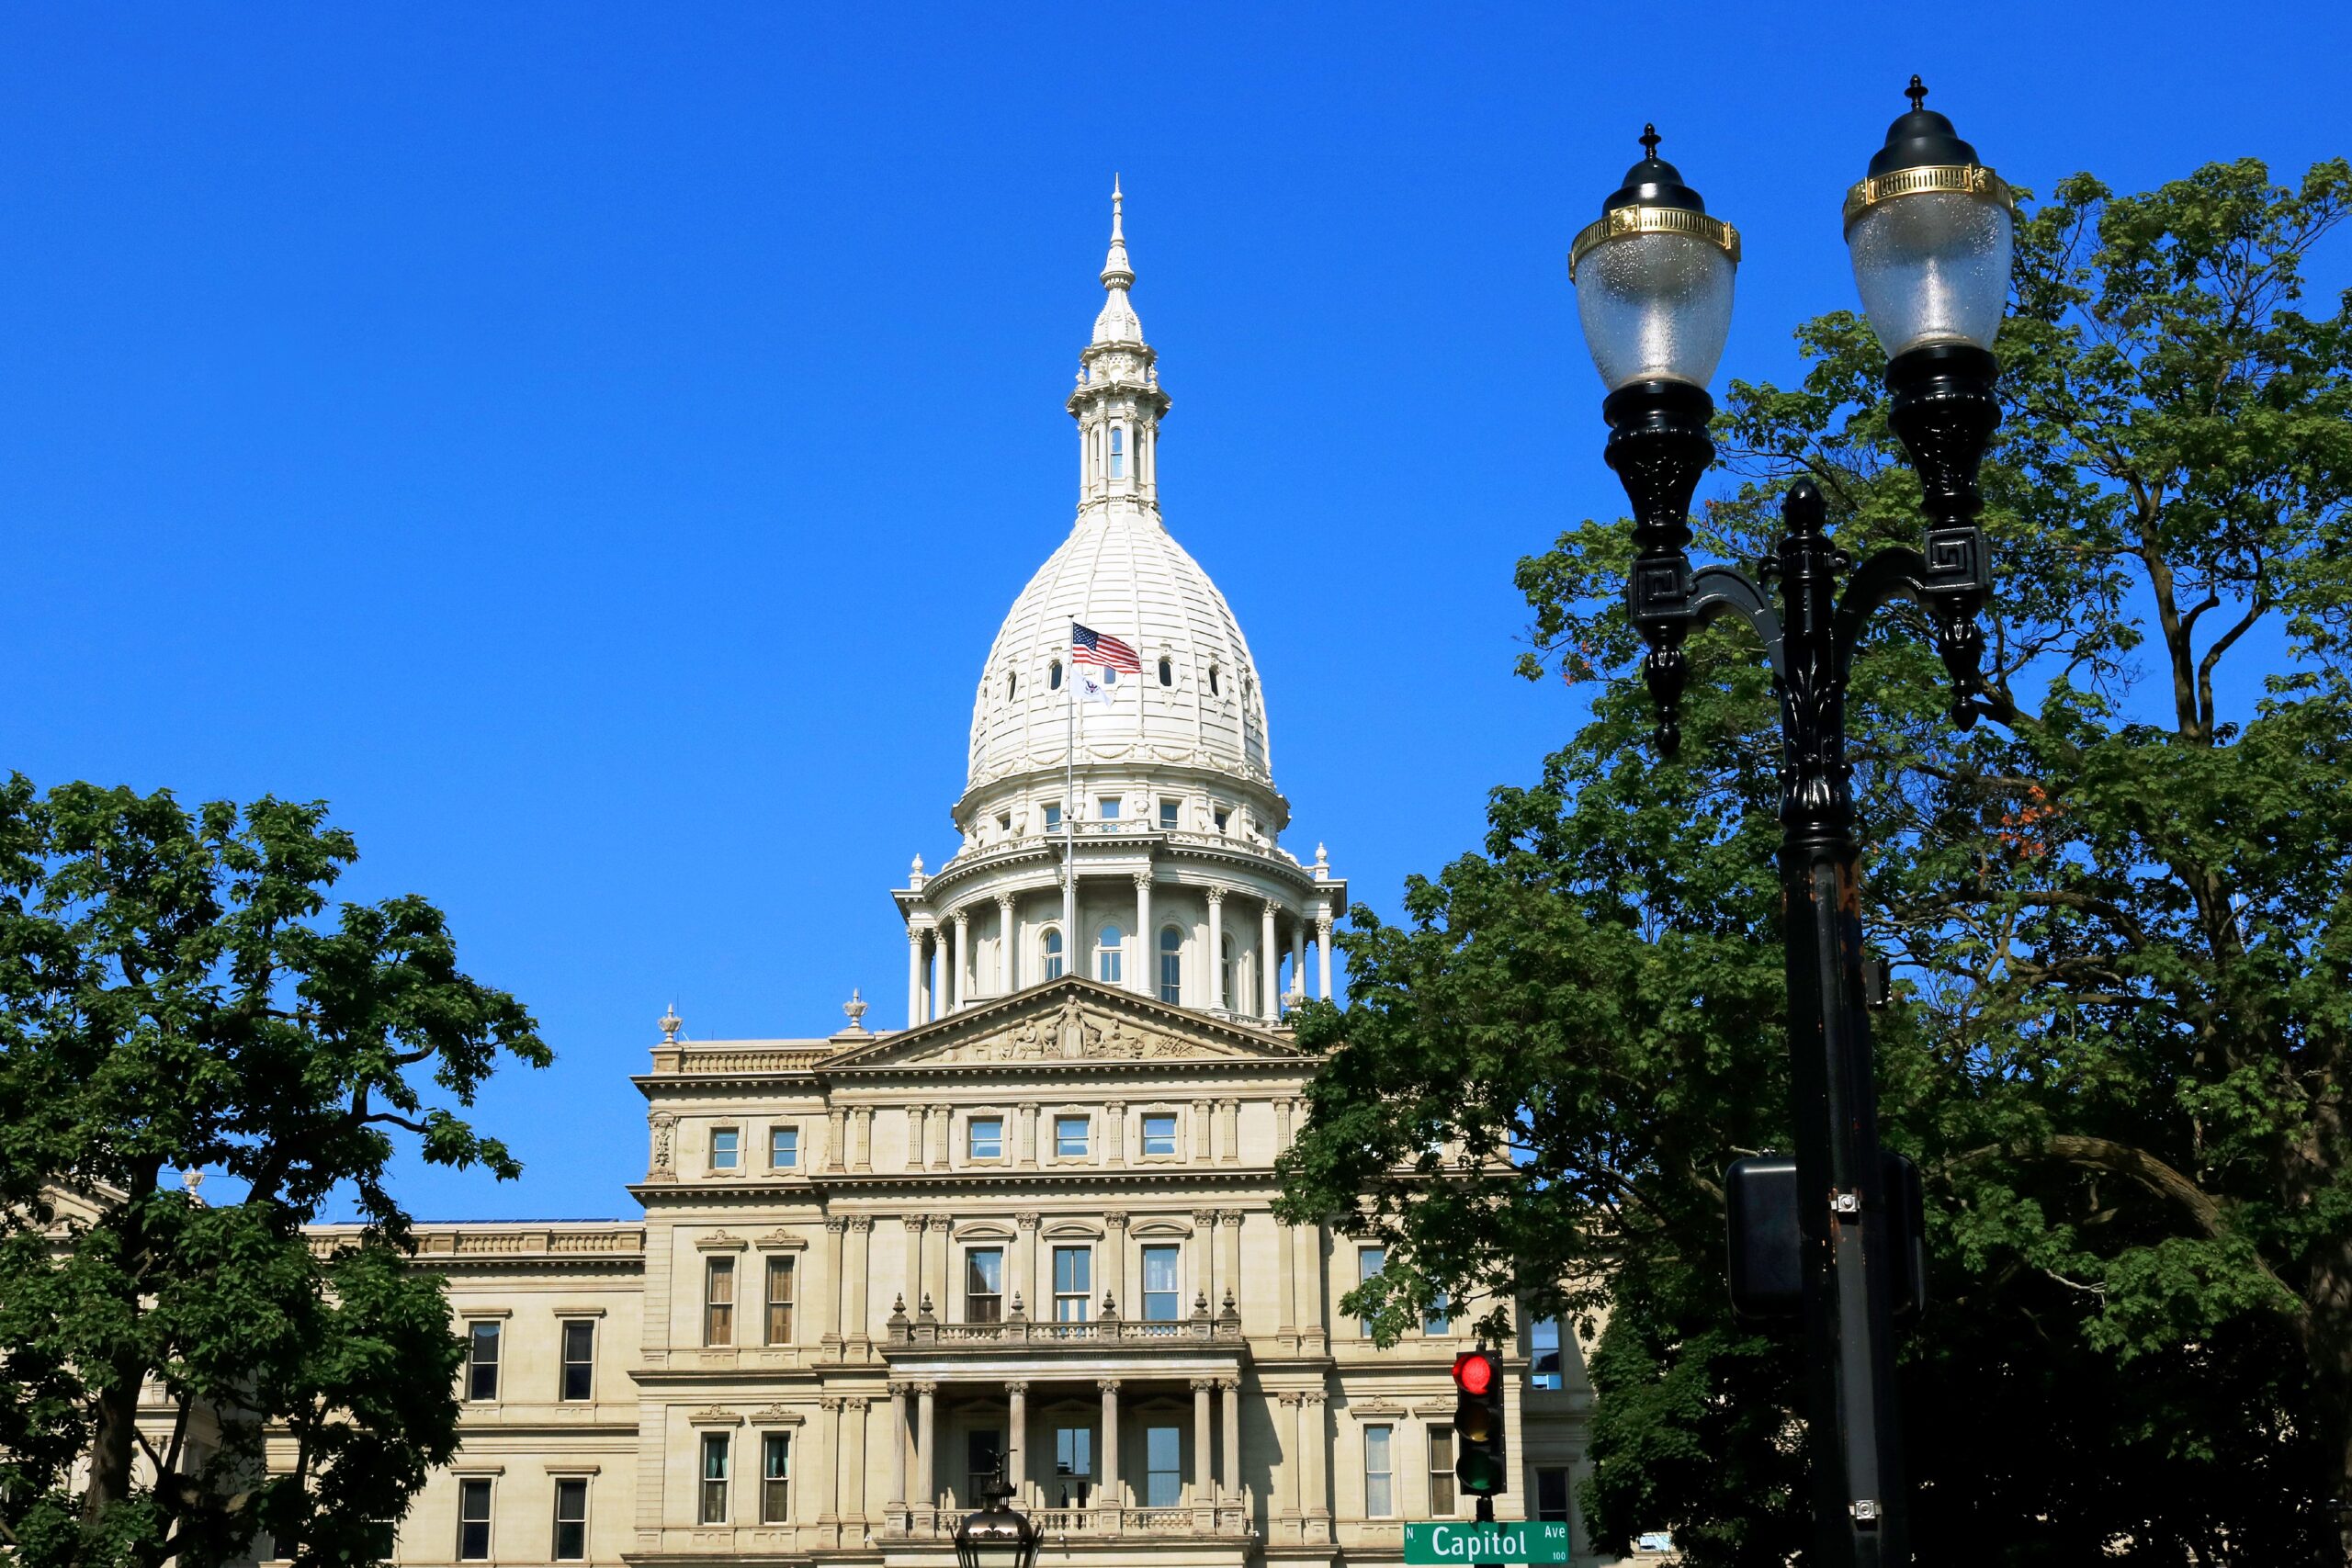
(1006, 671, 1018, 700)
(1049, 660, 1064, 691)
(1208, 664, 1221, 696)
(1158, 657, 1172, 686)
(1110, 427, 1125, 478)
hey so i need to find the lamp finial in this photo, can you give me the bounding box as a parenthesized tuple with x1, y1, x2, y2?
(1638, 122, 1660, 159)
(1905, 74, 1928, 112)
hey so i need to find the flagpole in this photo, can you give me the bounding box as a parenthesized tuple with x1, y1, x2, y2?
(1064, 627, 1078, 973)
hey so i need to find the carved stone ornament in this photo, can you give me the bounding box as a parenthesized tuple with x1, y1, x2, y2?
(649, 1113, 678, 1179)
(750, 1404, 803, 1424)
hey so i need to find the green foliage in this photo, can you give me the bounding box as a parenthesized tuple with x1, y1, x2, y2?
(1276, 157, 2352, 1563)
(0, 778, 549, 1568)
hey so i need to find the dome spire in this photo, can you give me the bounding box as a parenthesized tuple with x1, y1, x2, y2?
(1101, 175, 1135, 290)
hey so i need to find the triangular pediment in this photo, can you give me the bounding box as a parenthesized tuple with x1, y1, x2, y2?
(822, 976, 1313, 1071)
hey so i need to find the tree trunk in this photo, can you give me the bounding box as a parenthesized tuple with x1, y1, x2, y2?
(81, 1352, 146, 1529)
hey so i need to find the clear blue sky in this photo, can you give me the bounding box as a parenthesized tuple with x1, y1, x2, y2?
(2, 5, 2343, 1221)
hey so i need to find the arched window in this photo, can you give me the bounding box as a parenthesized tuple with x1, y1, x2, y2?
(1208, 663, 1221, 696)
(1006, 671, 1018, 700)
(1219, 934, 1235, 1011)
(1041, 929, 1064, 982)
(1159, 926, 1183, 1004)
(1158, 657, 1172, 687)
(1096, 923, 1124, 986)
(1049, 660, 1063, 692)
(1110, 427, 1125, 478)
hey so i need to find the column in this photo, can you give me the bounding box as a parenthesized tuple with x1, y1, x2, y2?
(1098, 1380, 1123, 1506)
(907, 930, 925, 1029)
(1218, 1378, 1241, 1502)
(1132, 873, 1154, 998)
(1191, 1379, 1214, 1504)
(818, 1397, 844, 1524)
(1261, 898, 1279, 1016)
(827, 1106, 848, 1172)
(997, 894, 1016, 995)
(823, 1216, 848, 1348)
(888, 1382, 910, 1510)
(1302, 1223, 1327, 1348)
(1300, 1391, 1329, 1520)
(1205, 888, 1226, 1009)
(951, 911, 969, 1011)
(922, 1213, 948, 1316)
(853, 1108, 873, 1171)
(1192, 1100, 1212, 1160)
(1106, 1212, 1128, 1314)
(924, 931, 939, 1021)
(843, 1397, 870, 1526)
(1017, 1102, 1039, 1168)
(916, 1382, 939, 1511)
(1316, 905, 1334, 999)
(1218, 1101, 1240, 1166)
(1289, 914, 1306, 999)
(1220, 1211, 1243, 1304)
(847, 1218, 873, 1344)
(1013, 1212, 1039, 1318)
(903, 1216, 924, 1314)
(1277, 1220, 1297, 1337)
(1007, 1382, 1029, 1501)
(929, 1105, 950, 1170)
(1276, 1393, 1301, 1516)
(1193, 1210, 1220, 1304)
(1105, 1100, 1126, 1168)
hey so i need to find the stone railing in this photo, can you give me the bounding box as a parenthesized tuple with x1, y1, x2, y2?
(306, 1224, 646, 1264)
(886, 1291, 1245, 1350)
(885, 1495, 1253, 1540)
(649, 1045, 833, 1076)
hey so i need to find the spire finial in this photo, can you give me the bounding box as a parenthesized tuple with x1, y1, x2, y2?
(1101, 176, 1136, 291)
(1905, 74, 1928, 112)
(1638, 123, 1661, 159)
(1112, 175, 1124, 241)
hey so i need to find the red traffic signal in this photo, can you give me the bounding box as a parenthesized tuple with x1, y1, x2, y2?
(1451, 1348, 1507, 1495)
(1452, 1349, 1496, 1396)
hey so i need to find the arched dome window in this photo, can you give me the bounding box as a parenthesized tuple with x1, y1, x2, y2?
(1208, 663, 1221, 697)
(1218, 934, 1235, 1011)
(1041, 928, 1064, 982)
(1159, 925, 1183, 1004)
(1049, 660, 1063, 692)
(1006, 671, 1018, 701)
(1096, 923, 1125, 986)
(1157, 657, 1172, 687)
(1110, 427, 1125, 479)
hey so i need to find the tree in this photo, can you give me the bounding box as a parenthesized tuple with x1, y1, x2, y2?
(1274, 156, 2352, 1563)
(0, 778, 550, 1568)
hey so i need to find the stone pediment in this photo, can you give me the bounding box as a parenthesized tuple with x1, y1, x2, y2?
(823, 976, 1309, 1071)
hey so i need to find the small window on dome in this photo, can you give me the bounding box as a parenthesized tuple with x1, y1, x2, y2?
(1006, 671, 1018, 700)
(1208, 664, 1221, 696)
(1158, 657, 1172, 687)
(1110, 427, 1125, 479)
(1049, 660, 1063, 692)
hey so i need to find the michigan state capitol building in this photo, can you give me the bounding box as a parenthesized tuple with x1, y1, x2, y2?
(338, 187, 1599, 1568)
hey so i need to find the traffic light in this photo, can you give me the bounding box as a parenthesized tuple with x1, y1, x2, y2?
(1451, 1348, 1507, 1495)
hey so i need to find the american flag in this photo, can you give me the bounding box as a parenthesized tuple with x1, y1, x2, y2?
(1071, 622, 1141, 673)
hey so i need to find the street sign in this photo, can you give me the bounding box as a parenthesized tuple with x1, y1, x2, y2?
(1403, 1521, 1569, 1565)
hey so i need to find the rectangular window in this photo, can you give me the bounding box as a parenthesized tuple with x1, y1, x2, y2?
(1053, 1426, 1092, 1507)
(1141, 1112, 1177, 1156)
(1364, 1425, 1396, 1517)
(1145, 1426, 1182, 1507)
(1054, 1114, 1089, 1157)
(1530, 1317, 1564, 1391)
(1535, 1468, 1571, 1524)
(710, 1127, 740, 1170)
(1043, 803, 1062, 831)
(1053, 1246, 1091, 1322)
(466, 1321, 500, 1401)
(552, 1477, 588, 1561)
(1159, 798, 1180, 829)
(1425, 1290, 1451, 1337)
(1141, 1244, 1180, 1322)
(761, 1434, 790, 1525)
(1359, 1247, 1385, 1338)
(560, 1319, 594, 1401)
(765, 1257, 796, 1346)
(966, 1247, 1004, 1323)
(967, 1429, 1002, 1506)
(1098, 796, 1120, 819)
(700, 1433, 730, 1525)
(968, 1116, 1004, 1160)
(769, 1125, 798, 1168)
(705, 1257, 736, 1346)
(458, 1478, 492, 1561)
(1428, 1427, 1456, 1516)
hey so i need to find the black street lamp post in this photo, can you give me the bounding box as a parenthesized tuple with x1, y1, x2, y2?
(1568, 82, 2014, 1568)
(951, 1473, 1042, 1568)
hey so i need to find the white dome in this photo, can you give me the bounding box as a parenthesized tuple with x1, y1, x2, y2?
(967, 510, 1272, 793)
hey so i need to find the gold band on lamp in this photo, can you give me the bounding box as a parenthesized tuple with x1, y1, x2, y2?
(1842, 164, 2016, 228)
(1569, 206, 1742, 279)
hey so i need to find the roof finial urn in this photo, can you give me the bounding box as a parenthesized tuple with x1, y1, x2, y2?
(842, 988, 870, 1032)
(659, 1005, 683, 1043)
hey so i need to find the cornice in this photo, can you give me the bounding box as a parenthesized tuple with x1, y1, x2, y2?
(627, 1168, 1285, 1206)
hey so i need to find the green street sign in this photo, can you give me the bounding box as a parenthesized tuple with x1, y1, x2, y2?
(1403, 1521, 1569, 1565)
